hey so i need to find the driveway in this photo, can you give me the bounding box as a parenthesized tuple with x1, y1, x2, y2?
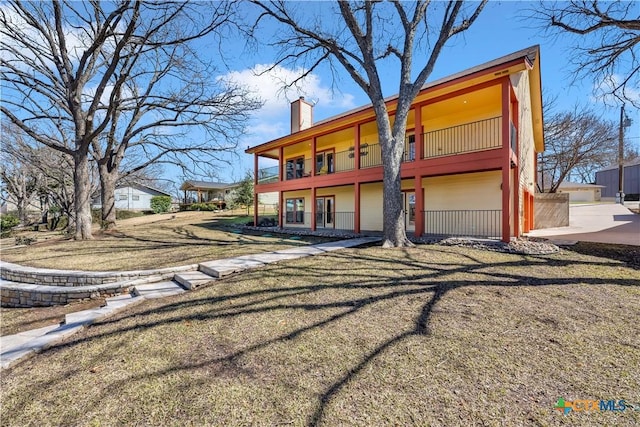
(527, 202, 640, 246)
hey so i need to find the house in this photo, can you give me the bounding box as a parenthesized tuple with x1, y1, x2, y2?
(246, 46, 544, 242)
(92, 183, 172, 211)
(180, 180, 240, 209)
(556, 182, 604, 203)
(595, 160, 640, 201)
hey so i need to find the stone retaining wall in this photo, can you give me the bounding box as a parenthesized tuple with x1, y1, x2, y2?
(0, 262, 197, 287)
(1, 282, 131, 308)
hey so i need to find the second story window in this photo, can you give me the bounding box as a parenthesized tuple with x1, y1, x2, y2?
(405, 134, 415, 161)
(286, 157, 306, 179)
(316, 150, 335, 175)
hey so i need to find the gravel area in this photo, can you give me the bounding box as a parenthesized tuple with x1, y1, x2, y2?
(244, 226, 561, 255)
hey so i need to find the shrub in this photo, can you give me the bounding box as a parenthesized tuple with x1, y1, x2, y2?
(1, 214, 20, 231)
(186, 202, 218, 211)
(150, 195, 172, 214)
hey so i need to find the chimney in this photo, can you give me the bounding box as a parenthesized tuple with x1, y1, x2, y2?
(290, 96, 313, 133)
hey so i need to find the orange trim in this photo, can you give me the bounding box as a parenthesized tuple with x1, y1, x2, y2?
(311, 187, 317, 231)
(501, 78, 511, 242)
(354, 183, 360, 233)
(246, 57, 528, 155)
(414, 176, 424, 236)
(254, 148, 505, 193)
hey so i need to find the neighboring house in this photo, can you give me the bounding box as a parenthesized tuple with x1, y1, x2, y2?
(180, 180, 239, 209)
(246, 46, 544, 242)
(595, 160, 640, 201)
(556, 182, 604, 203)
(92, 183, 172, 211)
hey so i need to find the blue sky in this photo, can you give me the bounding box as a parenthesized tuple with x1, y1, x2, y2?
(176, 1, 639, 187)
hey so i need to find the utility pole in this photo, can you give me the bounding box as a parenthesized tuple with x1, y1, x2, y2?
(617, 104, 625, 204)
(617, 104, 633, 204)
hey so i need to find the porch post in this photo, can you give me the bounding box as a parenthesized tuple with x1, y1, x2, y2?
(501, 78, 511, 242)
(312, 137, 317, 176)
(311, 187, 317, 231)
(415, 105, 423, 160)
(354, 182, 361, 233)
(253, 153, 259, 226)
(414, 175, 424, 236)
(278, 191, 283, 228)
(253, 196, 259, 225)
(354, 123, 360, 170)
(279, 146, 284, 181)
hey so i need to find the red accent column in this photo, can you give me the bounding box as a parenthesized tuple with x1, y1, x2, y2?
(311, 187, 317, 231)
(312, 137, 317, 176)
(279, 146, 284, 181)
(253, 153, 259, 226)
(354, 182, 361, 233)
(501, 78, 511, 242)
(511, 87, 520, 237)
(278, 191, 283, 228)
(354, 123, 361, 170)
(415, 105, 423, 160)
(513, 166, 520, 237)
(414, 175, 423, 236)
(253, 197, 259, 225)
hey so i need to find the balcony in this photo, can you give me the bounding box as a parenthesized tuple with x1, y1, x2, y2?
(422, 116, 501, 159)
(256, 117, 504, 184)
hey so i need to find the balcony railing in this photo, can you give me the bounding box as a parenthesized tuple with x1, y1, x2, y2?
(258, 165, 279, 184)
(359, 142, 383, 168)
(256, 117, 503, 184)
(280, 211, 356, 231)
(422, 209, 501, 239)
(422, 117, 502, 159)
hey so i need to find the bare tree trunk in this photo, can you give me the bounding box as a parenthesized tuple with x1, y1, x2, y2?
(73, 152, 93, 240)
(17, 194, 28, 225)
(98, 163, 118, 230)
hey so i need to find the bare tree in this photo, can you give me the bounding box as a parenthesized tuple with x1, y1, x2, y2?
(92, 26, 259, 229)
(538, 106, 618, 192)
(0, 124, 42, 225)
(1, 1, 256, 238)
(536, 0, 640, 106)
(251, 1, 487, 247)
(0, 122, 83, 230)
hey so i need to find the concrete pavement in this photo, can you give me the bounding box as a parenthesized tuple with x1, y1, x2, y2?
(1, 236, 380, 369)
(527, 202, 640, 246)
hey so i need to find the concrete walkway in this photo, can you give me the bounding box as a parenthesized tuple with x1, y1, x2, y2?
(0, 236, 379, 369)
(527, 203, 640, 246)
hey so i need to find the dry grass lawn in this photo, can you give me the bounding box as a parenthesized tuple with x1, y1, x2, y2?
(0, 211, 331, 271)
(1, 244, 638, 426)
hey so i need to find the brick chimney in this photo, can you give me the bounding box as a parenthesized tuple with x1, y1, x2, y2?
(290, 96, 314, 133)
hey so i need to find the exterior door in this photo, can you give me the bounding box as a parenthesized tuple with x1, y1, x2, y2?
(316, 197, 334, 228)
(403, 192, 416, 232)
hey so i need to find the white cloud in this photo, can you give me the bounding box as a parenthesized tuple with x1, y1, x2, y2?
(220, 64, 356, 120)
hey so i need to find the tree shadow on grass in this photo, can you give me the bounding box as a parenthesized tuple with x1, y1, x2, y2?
(5, 246, 639, 425)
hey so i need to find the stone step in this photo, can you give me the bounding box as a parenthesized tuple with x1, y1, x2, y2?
(198, 258, 265, 278)
(173, 271, 216, 290)
(130, 280, 186, 299)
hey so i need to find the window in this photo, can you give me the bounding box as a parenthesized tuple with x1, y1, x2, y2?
(118, 194, 127, 200)
(405, 134, 415, 161)
(285, 198, 305, 223)
(316, 150, 335, 175)
(286, 157, 306, 179)
(132, 195, 140, 201)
